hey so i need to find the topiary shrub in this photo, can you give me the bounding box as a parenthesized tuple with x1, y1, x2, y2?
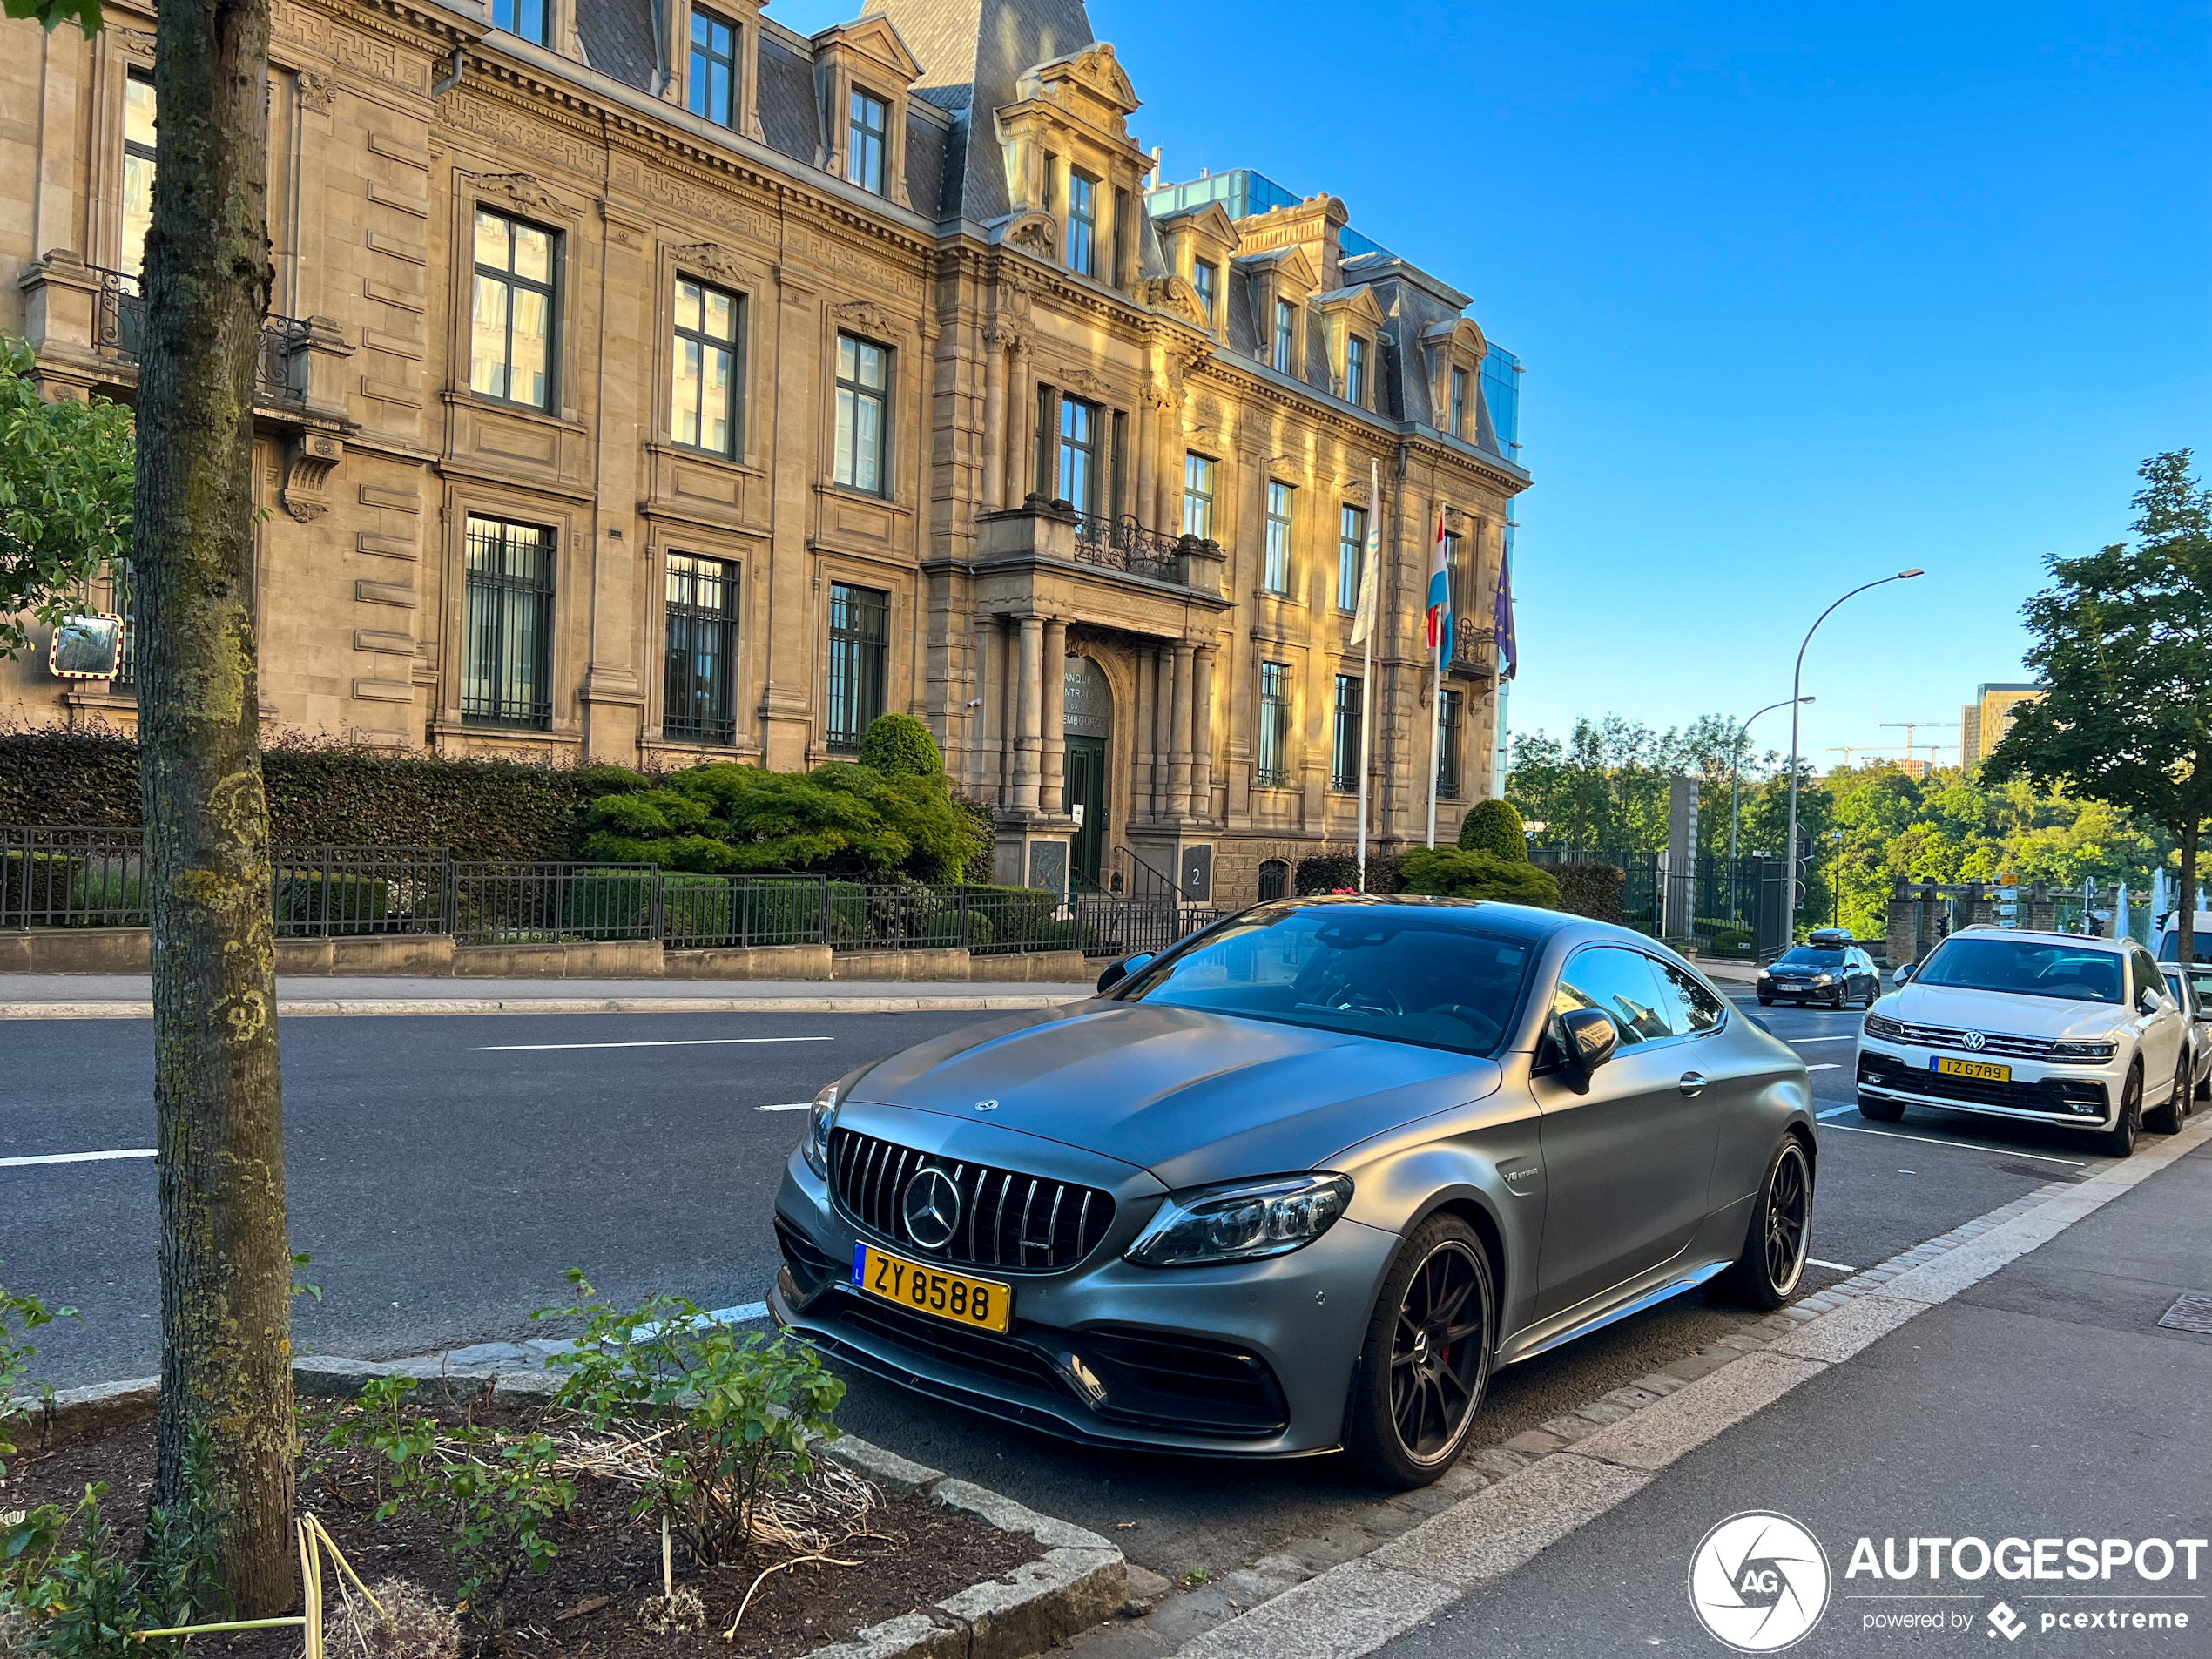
(857, 712, 942, 778)
(1553, 862, 1627, 924)
(1456, 799, 1527, 860)
(1397, 846, 1560, 907)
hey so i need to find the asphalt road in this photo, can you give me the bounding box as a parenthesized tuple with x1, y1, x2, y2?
(3, 992, 2132, 1583)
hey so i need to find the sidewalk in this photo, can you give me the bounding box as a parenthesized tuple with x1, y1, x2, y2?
(1372, 1140, 2212, 1656)
(0, 972, 1096, 1017)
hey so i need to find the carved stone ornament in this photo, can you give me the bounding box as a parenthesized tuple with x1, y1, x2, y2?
(112, 24, 155, 56)
(1060, 366, 1114, 400)
(833, 298, 900, 339)
(1342, 479, 1372, 509)
(280, 432, 346, 523)
(1002, 211, 1058, 260)
(474, 172, 579, 220)
(671, 241, 762, 290)
(981, 322, 1026, 354)
(299, 71, 340, 112)
(1136, 273, 1209, 331)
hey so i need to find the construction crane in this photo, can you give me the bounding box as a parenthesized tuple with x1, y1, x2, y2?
(1879, 720, 1959, 759)
(1825, 745, 1907, 766)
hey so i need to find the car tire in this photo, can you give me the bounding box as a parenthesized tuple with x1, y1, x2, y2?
(1345, 1213, 1495, 1489)
(2145, 1051, 2188, 1136)
(2195, 1066, 2209, 1104)
(2096, 1063, 2141, 1159)
(1857, 1091, 1905, 1123)
(1727, 1136, 1814, 1309)
(1757, 994, 1774, 1007)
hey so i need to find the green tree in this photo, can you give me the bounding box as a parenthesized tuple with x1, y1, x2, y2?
(0, 339, 136, 658)
(1985, 453, 2212, 962)
(9, 0, 298, 1615)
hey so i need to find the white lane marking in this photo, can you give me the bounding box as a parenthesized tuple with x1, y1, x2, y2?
(756, 1103, 812, 1112)
(0, 1147, 157, 1169)
(470, 1035, 835, 1053)
(1817, 1105, 1857, 1119)
(1791, 1036, 1859, 1044)
(1807, 1258, 1856, 1271)
(1806, 1063, 1841, 1072)
(1821, 1122, 2088, 1166)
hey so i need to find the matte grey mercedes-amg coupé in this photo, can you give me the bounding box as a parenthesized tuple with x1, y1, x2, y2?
(769, 895, 1815, 1487)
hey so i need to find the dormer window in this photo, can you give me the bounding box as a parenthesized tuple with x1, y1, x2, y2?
(689, 8, 738, 128)
(1273, 300, 1294, 374)
(1346, 335, 1367, 407)
(1193, 260, 1216, 321)
(491, 0, 548, 44)
(1068, 171, 1099, 277)
(1450, 367, 1468, 436)
(846, 90, 887, 194)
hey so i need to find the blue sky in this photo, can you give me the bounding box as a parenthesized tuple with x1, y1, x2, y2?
(782, 1, 2210, 772)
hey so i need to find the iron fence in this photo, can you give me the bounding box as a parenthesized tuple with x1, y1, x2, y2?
(1070, 511, 1193, 584)
(1529, 846, 1788, 961)
(1, 827, 1222, 960)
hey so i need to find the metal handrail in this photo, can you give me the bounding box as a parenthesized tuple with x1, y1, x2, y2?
(1070, 511, 1191, 584)
(87, 265, 308, 405)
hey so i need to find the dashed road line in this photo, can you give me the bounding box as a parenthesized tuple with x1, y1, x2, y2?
(470, 1035, 835, 1052)
(1821, 1122, 2089, 1166)
(0, 1147, 157, 1169)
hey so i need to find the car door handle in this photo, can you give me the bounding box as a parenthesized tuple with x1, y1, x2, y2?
(1678, 1071, 1707, 1098)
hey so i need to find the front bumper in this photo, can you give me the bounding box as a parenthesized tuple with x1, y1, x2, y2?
(771, 1150, 1399, 1457)
(1854, 1039, 2117, 1128)
(1759, 976, 1842, 1000)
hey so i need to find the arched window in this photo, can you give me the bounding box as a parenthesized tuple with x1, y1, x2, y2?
(1258, 860, 1290, 902)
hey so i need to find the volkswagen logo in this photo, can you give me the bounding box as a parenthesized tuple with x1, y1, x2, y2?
(901, 1166, 963, 1251)
(1963, 1030, 1986, 1052)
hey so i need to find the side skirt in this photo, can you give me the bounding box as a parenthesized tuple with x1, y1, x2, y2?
(1495, 1259, 1733, 1367)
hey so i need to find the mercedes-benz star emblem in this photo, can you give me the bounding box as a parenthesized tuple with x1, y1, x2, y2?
(901, 1166, 963, 1251)
(1963, 1030, 1986, 1052)
(974, 1099, 1000, 1112)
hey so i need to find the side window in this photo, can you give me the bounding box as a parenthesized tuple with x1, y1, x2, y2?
(1658, 961, 1726, 1035)
(2132, 948, 2168, 1008)
(1554, 948, 1674, 1046)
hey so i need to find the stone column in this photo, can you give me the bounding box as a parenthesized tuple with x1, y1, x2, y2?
(1190, 646, 1216, 820)
(1135, 388, 1157, 529)
(981, 326, 1009, 513)
(1156, 399, 1182, 532)
(1009, 334, 1035, 501)
(1132, 641, 1155, 821)
(1041, 618, 1069, 813)
(2027, 880, 2055, 934)
(1014, 615, 1043, 813)
(1168, 641, 1196, 811)
(997, 616, 1018, 807)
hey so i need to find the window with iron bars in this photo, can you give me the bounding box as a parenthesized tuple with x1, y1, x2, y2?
(1436, 688, 1463, 800)
(1332, 674, 1363, 792)
(1257, 661, 1291, 788)
(462, 515, 555, 729)
(826, 581, 887, 752)
(663, 553, 738, 745)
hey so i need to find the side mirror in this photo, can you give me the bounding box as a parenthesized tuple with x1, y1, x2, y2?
(1893, 963, 1915, 986)
(1556, 1008, 1620, 1092)
(1096, 952, 1154, 995)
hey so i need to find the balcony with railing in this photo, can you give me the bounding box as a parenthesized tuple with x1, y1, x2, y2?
(1447, 624, 1498, 681)
(974, 493, 1229, 604)
(90, 266, 313, 406)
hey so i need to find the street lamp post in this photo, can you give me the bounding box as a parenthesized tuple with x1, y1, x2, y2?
(1727, 695, 1814, 923)
(1786, 570, 1925, 944)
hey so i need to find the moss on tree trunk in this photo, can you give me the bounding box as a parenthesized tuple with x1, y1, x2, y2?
(133, 0, 295, 1617)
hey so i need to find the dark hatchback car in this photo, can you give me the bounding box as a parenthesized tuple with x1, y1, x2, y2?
(1757, 940, 1881, 1008)
(770, 897, 1817, 1486)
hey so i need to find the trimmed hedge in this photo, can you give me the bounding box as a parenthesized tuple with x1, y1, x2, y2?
(1551, 861, 1627, 924)
(1397, 846, 1561, 907)
(0, 727, 625, 859)
(1457, 799, 1527, 860)
(1295, 853, 1404, 895)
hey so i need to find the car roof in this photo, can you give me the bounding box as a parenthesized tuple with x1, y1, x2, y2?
(1245, 894, 1585, 946)
(1949, 928, 2129, 953)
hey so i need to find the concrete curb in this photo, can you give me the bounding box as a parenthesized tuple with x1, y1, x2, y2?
(0, 994, 1087, 1021)
(24, 1352, 1125, 1659)
(1158, 1115, 2212, 1658)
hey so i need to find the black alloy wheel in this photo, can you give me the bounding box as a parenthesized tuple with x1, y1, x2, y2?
(2097, 1063, 2141, 1159)
(1347, 1214, 1494, 1487)
(2146, 1050, 2188, 1136)
(1729, 1136, 1813, 1308)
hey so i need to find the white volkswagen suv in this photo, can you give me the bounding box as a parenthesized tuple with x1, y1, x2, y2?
(1855, 928, 2191, 1158)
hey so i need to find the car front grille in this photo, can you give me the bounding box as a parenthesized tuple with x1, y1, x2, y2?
(1857, 1053, 2107, 1116)
(1881, 1021, 2060, 1061)
(828, 1128, 1116, 1273)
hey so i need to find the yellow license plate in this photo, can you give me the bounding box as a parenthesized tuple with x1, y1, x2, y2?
(1935, 1056, 2011, 1082)
(853, 1244, 1013, 1335)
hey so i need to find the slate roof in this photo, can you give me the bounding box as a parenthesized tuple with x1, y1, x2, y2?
(575, 0, 656, 91)
(756, 29, 820, 165)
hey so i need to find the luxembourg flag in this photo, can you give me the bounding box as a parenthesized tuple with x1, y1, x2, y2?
(1426, 512, 1453, 659)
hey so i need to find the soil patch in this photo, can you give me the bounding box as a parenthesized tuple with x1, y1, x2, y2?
(6, 1395, 1040, 1659)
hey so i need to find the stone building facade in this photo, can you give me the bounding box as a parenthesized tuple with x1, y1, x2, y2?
(1, 0, 1531, 907)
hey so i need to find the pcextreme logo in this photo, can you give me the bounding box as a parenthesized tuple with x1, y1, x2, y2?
(1689, 1511, 1833, 1652)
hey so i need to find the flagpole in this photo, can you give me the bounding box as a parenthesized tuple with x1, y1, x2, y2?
(1356, 459, 1378, 892)
(1426, 507, 1444, 849)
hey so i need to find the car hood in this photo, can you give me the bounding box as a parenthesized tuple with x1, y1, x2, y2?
(1882, 982, 2131, 1040)
(849, 1000, 1502, 1189)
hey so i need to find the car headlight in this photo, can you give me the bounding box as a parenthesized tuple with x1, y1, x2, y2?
(1812, 973, 1834, 985)
(803, 1080, 843, 1177)
(1123, 1173, 1353, 1268)
(1865, 1013, 1905, 1041)
(1757, 970, 1773, 981)
(2048, 1039, 2119, 1062)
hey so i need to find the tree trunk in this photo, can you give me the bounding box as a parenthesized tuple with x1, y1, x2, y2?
(2180, 820, 2198, 968)
(136, 0, 294, 1617)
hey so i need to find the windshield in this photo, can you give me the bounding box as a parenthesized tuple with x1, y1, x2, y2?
(1914, 937, 2122, 1004)
(1775, 948, 1845, 968)
(2169, 966, 2212, 1005)
(1116, 906, 1536, 1055)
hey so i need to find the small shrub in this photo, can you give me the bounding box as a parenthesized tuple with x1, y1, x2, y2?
(1456, 799, 1527, 860)
(0, 1269, 73, 1478)
(1396, 847, 1561, 907)
(1293, 853, 1402, 895)
(856, 712, 941, 778)
(534, 1271, 844, 1568)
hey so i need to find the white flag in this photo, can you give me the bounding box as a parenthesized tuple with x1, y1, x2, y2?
(1350, 461, 1382, 645)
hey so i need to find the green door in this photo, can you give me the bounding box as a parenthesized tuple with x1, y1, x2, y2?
(1064, 735, 1108, 888)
